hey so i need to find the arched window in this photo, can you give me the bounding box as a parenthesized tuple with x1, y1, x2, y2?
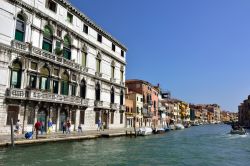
(95, 83, 100, 101)
(15, 14, 25, 42)
(63, 36, 71, 60)
(120, 90, 124, 105)
(39, 66, 50, 90)
(42, 25, 53, 52)
(110, 87, 115, 103)
(80, 79, 86, 99)
(10, 61, 22, 88)
(61, 72, 69, 95)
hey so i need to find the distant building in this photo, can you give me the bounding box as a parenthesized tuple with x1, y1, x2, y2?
(238, 96, 250, 127)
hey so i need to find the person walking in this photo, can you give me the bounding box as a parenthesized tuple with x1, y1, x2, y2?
(47, 118, 53, 134)
(62, 121, 66, 134)
(66, 120, 71, 134)
(97, 119, 101, 131)
(34, 120, 41, 139)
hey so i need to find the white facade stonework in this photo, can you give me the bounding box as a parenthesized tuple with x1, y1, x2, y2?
(0, 0, 127, 134)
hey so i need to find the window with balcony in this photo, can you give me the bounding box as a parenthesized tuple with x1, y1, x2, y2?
(63, 36, 71, 60)
(61, 72, 69, 95)
(67, 12, 73, 23)
(83, 24, 88, 34)
(15, 14, 25, 42)
(46, 0, 57, 13)
(120, 90, 124, 105)
(80, 79, 86, 99)
(39, 66, 50, 91)
(95, 83, 101, 101)
(110, 87, 115, 104)
(42, 26, 53, 52)
(10, 61, 22, 89)
(82, 51, 87, 67)
(29, 75, 37, 89)
(112, 43, 115, 51)
(97, 34, 102, 43)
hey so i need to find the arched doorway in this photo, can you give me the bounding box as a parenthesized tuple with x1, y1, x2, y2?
(37, 108, 48, 132)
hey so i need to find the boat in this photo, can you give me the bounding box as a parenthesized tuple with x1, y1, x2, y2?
(175, 123, 185, 130)
(230, 128, 246, 135)
(138, 127, 153, 136)
(169, 124, 176, 130)
(184, 123, 191, 128)
(153, 128, 165, 134)
(164, 126, 171, 132)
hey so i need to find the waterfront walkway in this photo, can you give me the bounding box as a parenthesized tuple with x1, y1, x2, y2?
(0, 128, 135, 147)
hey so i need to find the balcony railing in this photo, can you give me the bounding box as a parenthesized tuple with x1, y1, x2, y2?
(11, 40, 29, 52)
(110, 103, 117, 110)
(142, 111, 153, 118)
(6, 88, 88, 106)
(94, 100, 103, 108)
(95, 72, 102, 78)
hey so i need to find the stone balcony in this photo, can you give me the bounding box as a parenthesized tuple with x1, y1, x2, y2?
(95, 72, 103, 78)
(110, 103, 117, 110)
(94, 100, 103, 108)
(5, 88, 88, 107)
(11, 40, 81, 71)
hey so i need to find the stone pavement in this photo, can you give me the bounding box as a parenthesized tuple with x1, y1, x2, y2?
(0, 128, 135, 147)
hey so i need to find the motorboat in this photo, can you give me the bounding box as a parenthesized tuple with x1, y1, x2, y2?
(175, 123, 185, 130)
(138, 127, 153, 136)
(230, 128, 246, 135)
(153, 128, 165, 134)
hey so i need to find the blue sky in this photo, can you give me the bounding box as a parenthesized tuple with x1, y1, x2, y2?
(69, 0, 250, 112)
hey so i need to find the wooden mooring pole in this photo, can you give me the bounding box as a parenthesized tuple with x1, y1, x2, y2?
(10, 118, 14, 148)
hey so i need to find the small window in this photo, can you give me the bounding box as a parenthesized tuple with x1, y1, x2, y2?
(112, 43, 115, 51)
(67, 12, 73, 23)
(97, 34, 102, 43)
(72, 74, 76, 81)
(83, 24, 88, 34)
(121, 50, 124, 57)
(31, 62, 37, 70)
(57, 29, 62, 37)
(47, 0, 57, 13)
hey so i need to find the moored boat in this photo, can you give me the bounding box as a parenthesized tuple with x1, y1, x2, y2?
(138, 127, 153, 136)
(153, 128, 165, 134)
(175, 123, 185, 130)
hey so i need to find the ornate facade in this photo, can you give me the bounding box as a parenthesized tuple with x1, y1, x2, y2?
(0, 0, 127, 134)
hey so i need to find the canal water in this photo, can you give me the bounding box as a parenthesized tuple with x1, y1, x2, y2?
(0, 124, 249, 166)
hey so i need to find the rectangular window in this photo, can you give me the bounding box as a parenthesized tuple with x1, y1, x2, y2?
(121, 50, 124, 57)
(40, 77, 49, 90)
(67, 12, 73, 23)
(112, 43, 115, 51)
(42, 39, 52, 52)
(47, 0, 57, 13)
(80, 111, 85, 124)
(61, 81, 69, 95)
(120, 113, 123, 124)
(97, 34, 102, 43)
(6, 106, 19, 125)
(31, 62, 37, 70)
(111, 112, 114, 124)
(95, 111, 100, 124)
(82, 52, 87, 67)
(111, 66, 115, 79)
(120, 70, 123, 82)
(53, 80, 58, 94)
(15, 19, 25, 42)
(29, 75, 37, 89)
(71, 84, 76, 96)
(96, 59, 101, 73)
(83, 24, 88, 34)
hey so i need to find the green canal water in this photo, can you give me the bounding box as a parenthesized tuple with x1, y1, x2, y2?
(0, 124, 250, 166)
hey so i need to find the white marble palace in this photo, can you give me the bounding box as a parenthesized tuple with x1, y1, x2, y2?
(0, 0, 127, 134)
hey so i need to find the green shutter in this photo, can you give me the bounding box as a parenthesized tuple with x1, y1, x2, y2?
(15, 30, 24, 42)
(42, 41, 52, 52)
(61, 81, 68, 95)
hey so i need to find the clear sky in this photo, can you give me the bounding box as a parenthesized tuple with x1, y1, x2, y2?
(69, 0, 250, 112)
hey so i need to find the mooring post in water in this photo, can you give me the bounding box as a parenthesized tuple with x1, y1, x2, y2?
(11, 118, 14, 148)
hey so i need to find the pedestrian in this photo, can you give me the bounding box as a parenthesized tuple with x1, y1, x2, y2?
(62, 121, 66, 134)
(97, 119, 101, 131)
(78, 124, 83, 133)
(66, 120, 71, 134)
(47, 118, 53, 134)
(34, 120, 41, 139)
(40, 121, 44, 135)
(102, 122, 105, 131)
(15, 119, 21, 135)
